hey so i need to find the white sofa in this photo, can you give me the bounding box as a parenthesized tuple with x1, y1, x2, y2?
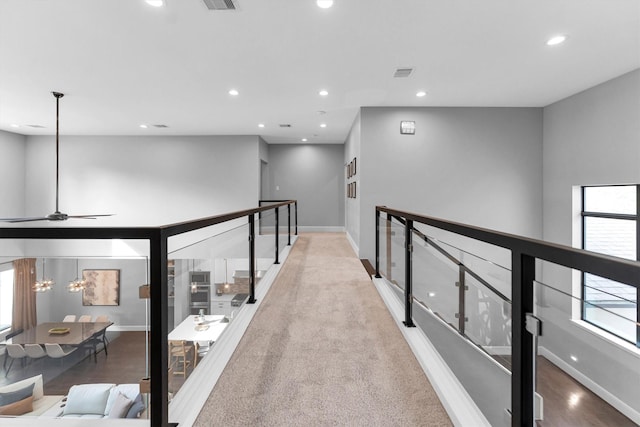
(46, 383, 144, 419)
(0, 374, 64, 417)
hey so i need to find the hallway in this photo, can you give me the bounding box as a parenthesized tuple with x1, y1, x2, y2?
(194, 232, 451, 426)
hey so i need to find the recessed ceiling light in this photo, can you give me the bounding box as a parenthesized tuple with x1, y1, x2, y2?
(145, 0, 164, 7)
(319, 89, 329, 96)
(546, 35, 567, 46)
(258, 123, 265, 128)
(139, 124, 148, 129)
(320, 123, 327, 128)
(317, 0, 333, 8)
(228, 89, 239, 96)
(10, 124, 19, 128)
(302, 138, 308, 142)
(416, 91, 427, 97)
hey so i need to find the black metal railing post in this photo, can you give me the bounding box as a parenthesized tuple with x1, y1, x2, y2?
(511, 251, 535, 426)
(404, 219, 415, 327)
(457, 265, 466, 335)
(386, 212, 392, 282)
(247, 214, 257, 304)
(295, 201, 298, 235)
(150, 231, 169, 426)
(275, 207, 280, 264)
(287, 203, 291, 246)
(375, 208, 382, 278)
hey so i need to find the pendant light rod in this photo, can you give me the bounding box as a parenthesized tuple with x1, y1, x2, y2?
(52, 91, 64, 214)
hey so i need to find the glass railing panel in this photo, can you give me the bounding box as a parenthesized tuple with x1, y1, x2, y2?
(412, 233, 460, 329)
(256, 211, 277, 275)
(0, 246, 150, 422)
(534, 272, 639, 426)
(465, 271, 512, 369)
(167, 222, 250, 398)
(381, 217, 406, 290)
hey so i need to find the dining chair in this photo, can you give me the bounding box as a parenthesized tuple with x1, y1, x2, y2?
(82, 328, 109, 362)
(168, 340, 194, 378)
(44, 343, 77, 366)
(77, 315, 92, 322)
(1, 329, 23, 370)
(5, 344, 27, 376)
(62, 315, 76, 322)
(24, 344, 47, 368)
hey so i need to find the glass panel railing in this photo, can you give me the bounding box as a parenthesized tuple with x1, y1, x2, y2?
(534, 274, 638, 427)
(465, 272, 512, 369)
(412, 234, 459, 328)
(0, 248, 150, 422)
(167, 222, 250, 397)
(380, 217, 406, 291)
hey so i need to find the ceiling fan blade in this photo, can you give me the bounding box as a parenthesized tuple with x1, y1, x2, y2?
(66, 214, 114, 219)
(0, 217, 51, 223)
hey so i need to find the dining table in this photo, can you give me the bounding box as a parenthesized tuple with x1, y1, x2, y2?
(7, 322, 113, 347)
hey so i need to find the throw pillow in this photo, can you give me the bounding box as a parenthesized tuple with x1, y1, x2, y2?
(126, 394, 145, 418)
(0, 383, 35, 406)
(0, 396, 34, 416)
(63, 383, 115, 415)
(107, 392, 132, 418)
(0, 375, 43, 401)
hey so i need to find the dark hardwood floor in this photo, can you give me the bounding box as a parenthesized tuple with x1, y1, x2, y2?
(536, 356, 636, 427)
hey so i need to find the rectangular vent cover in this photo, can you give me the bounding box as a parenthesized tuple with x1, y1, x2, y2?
(203, 0, 236, 10)
(279, 124, 292, 128)
(393, 68, 414, 78)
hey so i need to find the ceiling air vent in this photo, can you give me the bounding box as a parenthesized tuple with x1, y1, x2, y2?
(26, 124, 46, 128)
(279, 124, 292, 128)
(153, 124, 168, 128)
(393, 67, 414, 78)
(203, 0, 237, 10)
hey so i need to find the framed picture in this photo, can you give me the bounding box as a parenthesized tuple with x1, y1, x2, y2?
(353, 157, 356, 176)
(82, 269, 120, 306)
(353, 181, 357, 199)
(347, 183, 350, 198)
(347, 164, 351, 178)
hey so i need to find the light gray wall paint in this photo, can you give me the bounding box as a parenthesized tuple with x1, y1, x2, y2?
(344, 113, 361, 249)
(0, 131, 27, 255)
(0, 131, 26, 218)
(267, 144, 345, 228)
(23, 135, 261, 227)
(541, 69, 640, 415)
(358, 107, 543, 263)
(37, 258, 148, 327)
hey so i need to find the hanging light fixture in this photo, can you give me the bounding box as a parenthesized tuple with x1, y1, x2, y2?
(67, 258, 86, 293)
(33, 258, 54, 292)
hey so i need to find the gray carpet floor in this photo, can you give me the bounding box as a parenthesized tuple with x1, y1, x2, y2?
(194, 232, 452, 426)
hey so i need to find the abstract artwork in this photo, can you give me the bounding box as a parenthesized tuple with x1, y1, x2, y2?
(82, 269, 120, 306)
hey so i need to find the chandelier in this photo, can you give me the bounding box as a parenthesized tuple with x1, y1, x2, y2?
(33, 258, 54, 292)
(67, 259, 86, 293)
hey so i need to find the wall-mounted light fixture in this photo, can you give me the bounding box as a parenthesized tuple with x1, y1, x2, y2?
(400, 121, 415, 135)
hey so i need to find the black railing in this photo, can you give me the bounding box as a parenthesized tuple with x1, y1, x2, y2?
(0, 200, 297, 427)
(375, 206, 640, 427)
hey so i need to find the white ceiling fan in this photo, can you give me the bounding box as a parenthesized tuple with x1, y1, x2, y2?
(0, 92, 113, 223)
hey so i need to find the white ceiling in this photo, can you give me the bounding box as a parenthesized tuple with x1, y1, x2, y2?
(0, 0, 638, 144)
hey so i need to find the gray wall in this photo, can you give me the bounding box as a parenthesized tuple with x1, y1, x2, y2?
(266, 144, 345, 229)
(344, 113, 361, 248)
(0, 131, 27, 255)
(22, 135, 261, 227)
(0, 131, 25, 218)
(540, 69, 640, 416)
(357, 107, 544, 263)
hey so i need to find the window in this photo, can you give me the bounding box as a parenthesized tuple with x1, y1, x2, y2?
(582, 185, 639, 346)
(0, 268, 13, 331)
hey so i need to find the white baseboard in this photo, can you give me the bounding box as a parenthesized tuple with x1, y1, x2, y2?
(169, 240, 296, 426)
(373, 278, 490, 427)
(345, 231, 359, 256)
(296, 226, 345, 233)
(539, 346, 640, 425)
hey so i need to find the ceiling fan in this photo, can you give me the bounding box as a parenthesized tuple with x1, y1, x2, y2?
(0, 92, 113, 223)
